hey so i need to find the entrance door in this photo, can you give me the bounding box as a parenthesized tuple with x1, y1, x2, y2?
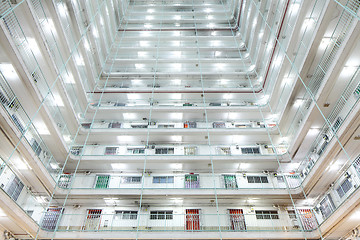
(83, 209, 102, 230)
(228, 209, 246, 230)
(186, 209, 200, 230)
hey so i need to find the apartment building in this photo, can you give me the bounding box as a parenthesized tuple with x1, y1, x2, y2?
(0, 0, 359, 239)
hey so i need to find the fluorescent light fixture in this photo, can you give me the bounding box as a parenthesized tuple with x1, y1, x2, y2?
(83, 39, 90, 51)
(63, 72, 75, 84)
(75, 55, 85, 66)
(211, 31, 216, 36)
(211, 40, 221, 47)
(172, 79, 181, 85)
(173, 41, 180, 46)
(215, 51, 221, 57)
(220, 79, 228, 84)
(146, 16, 154, 20)
(144, 23, 152, 28)
(223, 93, 232, 99)
(175, 23, 180, 27)
(36, 122, 50, 135)
(238, 163, 250, 170)
(147, 9, 154, 13)
(252, 19, 257, 28)
(13, 157, 29, 170)
(172, 63, 182, 69)
(127, 93, 140, 100)
(138, 51, 147, 57)
(123, 113, 137, 120)
(92, 27, 99, 38)
(27, 38, 40, 54)
(0, 63, 18, 80)
(249, 65, 256, 71)
(290, 3, 300, 13)
(216, 63, 226, 69)
(172, 93, 182, 99)
(173, 32, 180, 37)
(63, 135, 72, 142)
(170, 112, 183, 119)
(205, 8, 212, 13)
(171, 135, 182, 142)
(140, 41, 149, 47)
(172, 51, 182, 58)
(50, 162, 59, 170)
(174, 15, 181, 20)
(0, 208, 6, 217)
(170, 163, 182, 170)
(117, 135, 133, 142)
(208, 23, 215, 28)
(303, 18, 314, 29)
(135, 63, 145, 69)
(131, 79, 142, 85)
(58, 3, 67, 17)
(294, 99, 304, 107)
(258, 32, 264, 39)
(100, 16, 104, 26)
(141, 31, 151, 37)
(207, 15, 214, 20)
(320, 37, 331, 48)
(53, 93, 64, 107)
(111, 163, 126, 170)
(308, 128, 319, 135)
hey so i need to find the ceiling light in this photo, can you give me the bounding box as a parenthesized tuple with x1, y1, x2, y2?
(173, 63, 182, 69)
(223, 93, 232, 99)
(172, 79, 181, 85)
(207, 15, 213, 20)
(171, 163, 182, 170)
(174, 15, 181, 20)
(127, 93, 140, 100)
(111, 163, 126, 170)
(100, 16, 104, 26)
(294, 99, 304, 107)
(144, 23, 152, 28)
(138, 51, 147, 57)
(172, 41, 180, 47)
(320, 37, 332, 48)
(290, 3, 300, 14)
(303, 18, 314, 29)
(135, 64, 144, 69)
(147, 9, 154, 13)
(57, 3, 67, 17)
(140, 41, 149, 47)
(146, 16, 154, 20)
(92, 27, 99, 38)
(123, 113, 137, 120)
(172, 51, 182, 58)
(215, 51, 221, 57)
(258, 32, 264, 39)
(208, 23, 215, 28)
(27, 38, 40, 54)
(75, 55, 85, 66)
(205, 8, 212, 13)
(0, 208, 6, 217)
(83, 39, 90, 51)
(172, 135, 182, 142)
(172, 93, 182, 99)
(63, 72, 75, 84)
(0, 63, 18, 80)
(175, 23, 180, 27)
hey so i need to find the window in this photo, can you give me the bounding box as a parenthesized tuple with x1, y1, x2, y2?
(127, 148, 145, 154)
(241, 147, 260, 154)
(158, 124, 175, 128)
(105, 147, 118, 155)
(247, 176, 268, 183)
(115, 210, 138, 219)
(95, 175, 110, 188)
(336, 177, 352, 198)
(120, 176, 141, 183)
(153, 176, 174, 183)
(131, 124, 147, 128)
(155, 148, 174, 154)
(255, 210, 279, 220)
(354, 155, 360, 175)
(150, 211, 173, 220)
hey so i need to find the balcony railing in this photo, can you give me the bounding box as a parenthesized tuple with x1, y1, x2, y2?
(70, 144, 288, 157)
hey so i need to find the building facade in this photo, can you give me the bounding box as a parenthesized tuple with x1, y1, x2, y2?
(0, 0, 360, 239)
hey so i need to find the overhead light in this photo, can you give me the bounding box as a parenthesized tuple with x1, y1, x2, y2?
(92, 27, 99, 38)
(173, 63, 182, 69)
(0, 63, 18, 80)
(205, 8, 212, 13)
(127, 93, 140, 100)
(63, 72, 75, 84)
(147, 9, 154, 13)
(223, 93, 232, 99)
(294, 99, 304, 107)
(27, 38, 41, 54)
(111, 163, 126, 170)
(174, 15, 181, 20)
(208, 23, 215, 28)
(172, 93, 182, 99)
(171, 135, 182, 142)
(173, 41, 180, 46)
(172, 51, 182, 58)
(0, 208, 6, 217)
(175, 23, 180, 27)
(303, 18, 314, 29)
(75, 55, 85, 66)
(170, 112, 183, 119)
(146, 16, 154, 20)
(135, 64, 144, 69)
(170, 163, 182, 170)
(215, 51, 221, 57)
(138, 51, 147, 57)
(100, 16, 104, 26)
(207, 15, 213, 20)
(172, 79, 181, 85)
(320, 37, 332, 48)
(258, 32, 264, 39)
(144, 23, 152, 28)
(140, 41, 149, 47)
(290, 3, 300, 14)
(13, 157, 30, 170)
(57, 3, 67, 17)
(83, 39, 90, 51)
(53, 93, 64, 107)
(123, 113, 137, 120)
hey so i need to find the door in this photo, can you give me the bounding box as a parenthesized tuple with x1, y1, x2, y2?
(186, 209, 200, 230)
(223, 175, 237, 189)
(228, 209, 246, 230)
(83, 209, 102, 230)
(41, 208, 63, 231)
(185, 174, 199, 188)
